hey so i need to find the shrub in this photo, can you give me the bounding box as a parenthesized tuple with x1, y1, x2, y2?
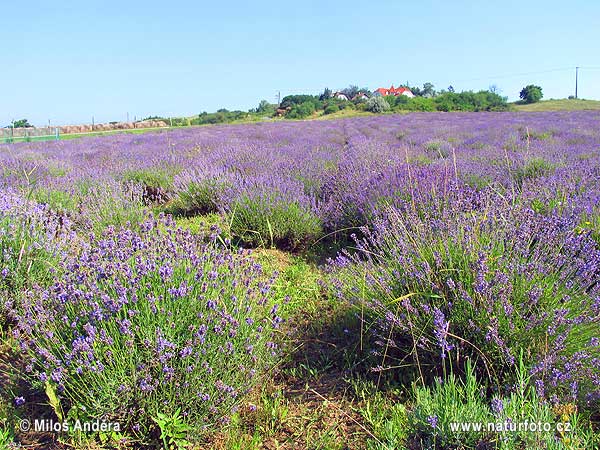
(229, 194, 322, 251)
(408, 360, 597, 449)
(0, 192, 69, 295)
(287, 102, 316, 119)
(520, 85, 543, 104)
(279, 95, 320, 109)
(329, 189, 600, 404)
(31, 188, 77, 215)
(72, 180, 146, 235)
(122, 168, 175, 204)
(168, 179, 230, 216)
(423, 140, 450, 158)
(513, 157, 555, 188)
(7, 215, 282, 445)
(365, 97, 390, 113)
(324, 104, 340, 115)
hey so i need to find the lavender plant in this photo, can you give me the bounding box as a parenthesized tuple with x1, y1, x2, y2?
(6, 215, 281, 444)
(329, 186, 600, 406)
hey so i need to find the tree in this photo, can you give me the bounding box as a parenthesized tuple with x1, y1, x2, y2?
(342, 85, 360, 99)
(319, 88, 332, 101)
(519, 85, 543, 104)
(256, 100, 274, 114)
(365, 97, 390, 113)
(422, 82, 436, 98)
(13, 119, 32, 128)
(489, 84, 501, 94)
(409, 85, 422, 96)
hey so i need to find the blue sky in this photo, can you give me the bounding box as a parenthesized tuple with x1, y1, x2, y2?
(2, 0, 599, 126)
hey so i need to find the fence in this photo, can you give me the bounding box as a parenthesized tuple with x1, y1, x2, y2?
(0, 127, 60, 144)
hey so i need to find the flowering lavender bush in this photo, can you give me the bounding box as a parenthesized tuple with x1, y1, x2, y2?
(228, 177, 323, 251)
(6, 215, 281, 443)
(329, 186, 600, 405)
(0, 190, 71, 296)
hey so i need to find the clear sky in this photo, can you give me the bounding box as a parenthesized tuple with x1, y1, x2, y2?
(2, 0, 599, 126)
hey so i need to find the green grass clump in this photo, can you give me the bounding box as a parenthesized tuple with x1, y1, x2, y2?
(513, 157, 555, 188)
(423, 140, 450, 159)
(167, 179, 229, 216)
(31, 188, 77, 215)
(0, 215, 62, 295)
(463, 173, 494, 190)
(406, 360, 597, 449)
(229, 196, 323, 251)
(122, 168, 176, 204)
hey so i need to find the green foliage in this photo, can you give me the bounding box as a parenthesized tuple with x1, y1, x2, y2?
(75, 181, 147, 234)
(0, 214, 60, 294)
(168, 179, 228, 216)
(287, 102, 316, 119)
(18, 224, 279, 444)
(122, 168, 173, 190)
(229, 196, 323, 251)
(520, 85, 543, 104)
(122, 168, 175, 204)
(255, 100, 276, 115)
(324, 104, 340, 115)
(192, 110, 248, 125)
(280, 95, 321, 109)
(341, 85, 360, 99)
(12, 119, 31, 128)
(153, 409, 192, 449)
(434, 90, 509, 111)
(31, 188, 77, 215)
(406, 359, 596, 449)
(365, 97, 390, 113)
(423, 140, 449, 158)
(0, 424, 13, 449)
(384, 90, 509, 112)
(421, 82, 435, 98)
(513, 157, 555, 188)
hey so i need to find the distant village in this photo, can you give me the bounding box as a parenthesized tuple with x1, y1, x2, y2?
(331, 85, 415, 102)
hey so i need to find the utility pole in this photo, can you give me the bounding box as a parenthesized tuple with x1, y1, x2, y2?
(276, 91, 281, 106)
(575, 66, 579, 99)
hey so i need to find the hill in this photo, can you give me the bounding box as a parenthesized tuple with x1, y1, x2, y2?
(513, 98, 600, 111)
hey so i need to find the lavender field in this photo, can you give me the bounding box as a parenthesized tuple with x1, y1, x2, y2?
(1, 111, 599, 448)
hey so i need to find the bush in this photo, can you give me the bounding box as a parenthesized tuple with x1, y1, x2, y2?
(168, 179, 230, 216)
(520, 85, 543, 104)
(0, 192, 69, 296)
(408, 360, 597, 449)
(279, 95, 320, 109)
(365, 97, 390, 113)
(329, 190, 600, 404)
(122, 168, 175, 204)
(7, 216, 281, 445)
(324, 104, 340, 115)
(513, 157, 555, 189)
(286, 102, 316, 119)
(74, 180, 147, 235)
(229, 194, 322, 251)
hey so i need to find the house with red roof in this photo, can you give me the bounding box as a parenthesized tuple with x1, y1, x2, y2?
(373, 85, 415, 98)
